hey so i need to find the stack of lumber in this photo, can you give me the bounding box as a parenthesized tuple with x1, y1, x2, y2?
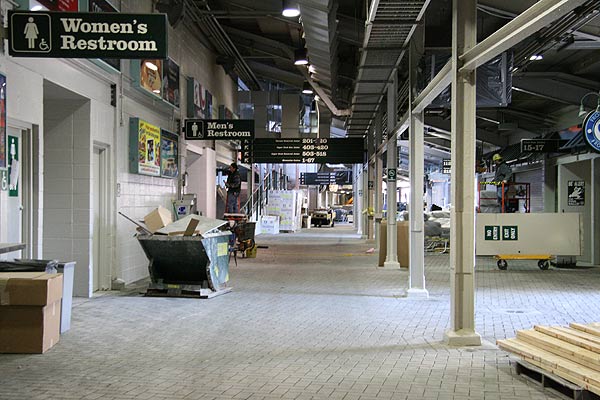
(498, 323, 600, 396)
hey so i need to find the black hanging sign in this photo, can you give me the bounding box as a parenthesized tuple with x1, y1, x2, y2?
(184, 119, 254, 140)
(252, 138, 364, 164)
(8, 11, 168, 59)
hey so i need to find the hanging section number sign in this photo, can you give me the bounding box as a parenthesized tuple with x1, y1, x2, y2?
(252, 138, 364, 164)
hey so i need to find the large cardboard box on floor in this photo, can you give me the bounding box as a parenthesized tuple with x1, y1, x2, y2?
(378, 221, 410, 268)
(144, 205, 173, 233)
(0, 273, 63, 353)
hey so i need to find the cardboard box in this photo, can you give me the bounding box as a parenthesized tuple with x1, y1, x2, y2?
(378, 221, 410, 268)
(144, 205, 173, 233)
(0, 273, 63, 306)
(0, 301, 61, 353)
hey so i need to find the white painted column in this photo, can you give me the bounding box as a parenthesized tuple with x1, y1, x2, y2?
(384, 72, 400, 269)
(445, 0, 481, 346)
(408, 25, 428, 298)
(408, 112, 428, 297)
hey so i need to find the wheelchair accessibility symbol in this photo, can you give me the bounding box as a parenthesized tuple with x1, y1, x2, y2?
(10, 12, 52, 54)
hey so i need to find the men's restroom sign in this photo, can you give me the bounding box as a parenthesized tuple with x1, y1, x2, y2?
(11, 13, 52, 54)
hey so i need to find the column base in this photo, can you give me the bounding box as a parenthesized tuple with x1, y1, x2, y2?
(382, 261, 401, 269)
(406, 288, 429, 299)
(444, 329, 482, 346)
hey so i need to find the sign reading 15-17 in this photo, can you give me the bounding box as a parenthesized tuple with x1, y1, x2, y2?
(8, 11, 167, 59)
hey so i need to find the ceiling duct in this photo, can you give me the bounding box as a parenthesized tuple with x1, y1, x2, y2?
(345, 0, 431, 137)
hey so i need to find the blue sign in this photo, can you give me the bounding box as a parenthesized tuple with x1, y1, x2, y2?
(583, 110, 600, 153)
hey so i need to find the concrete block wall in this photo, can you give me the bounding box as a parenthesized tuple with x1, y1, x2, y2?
(43, 101, 93, 297)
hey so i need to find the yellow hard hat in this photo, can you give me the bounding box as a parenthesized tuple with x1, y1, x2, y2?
(492, 153, 502, 162)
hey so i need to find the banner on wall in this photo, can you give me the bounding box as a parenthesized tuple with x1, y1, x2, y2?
(160, 129, 178, 178)
(37, 0, 78, 11)
(162, 58, 180, 108)
(0, 74, 5, 169)
(129, 118, 161, 176)
(8, 135, 19, 197)
(567, 180, 585, 206)
(186, 77, 205, 118)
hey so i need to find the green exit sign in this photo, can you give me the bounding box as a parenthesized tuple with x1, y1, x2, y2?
(484, 225, 500, 241)
(502, 226, 519, 241)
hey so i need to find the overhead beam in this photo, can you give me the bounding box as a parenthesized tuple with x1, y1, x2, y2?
(460, 0, 588, 73)
(412, 60, 451, 114)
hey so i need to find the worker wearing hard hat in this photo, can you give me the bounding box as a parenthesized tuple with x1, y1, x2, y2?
(493, 153, 512, 212)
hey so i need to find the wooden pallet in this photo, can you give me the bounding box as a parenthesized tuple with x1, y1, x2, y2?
(498, 323, 600, 397)
(512, 357, 600, 400)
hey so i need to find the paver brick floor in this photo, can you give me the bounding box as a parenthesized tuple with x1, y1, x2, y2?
(1, 225, 599, 399)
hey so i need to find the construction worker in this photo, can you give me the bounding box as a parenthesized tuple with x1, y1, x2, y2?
(493, 153, 512, 212)
(225, 163, 242, 214)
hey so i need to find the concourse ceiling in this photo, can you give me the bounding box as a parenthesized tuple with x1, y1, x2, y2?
(188, 0, 600, 152)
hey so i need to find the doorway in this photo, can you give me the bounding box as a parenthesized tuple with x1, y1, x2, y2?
(93, 145, 109, 291)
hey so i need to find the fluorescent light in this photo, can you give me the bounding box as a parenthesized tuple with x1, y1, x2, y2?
(294, 49, 308, 65)
(302, 82, 313, 95)
(152, 89, 161, 94)
(529, 55, 543, 61)
(282, 0, 300, 17)
(145, 61, 158, 71)
(31, 5, 43, 11)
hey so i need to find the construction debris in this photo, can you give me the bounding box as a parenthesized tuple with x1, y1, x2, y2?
(498, 323, 600, 396)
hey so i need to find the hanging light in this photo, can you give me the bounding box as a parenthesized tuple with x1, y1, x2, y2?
(529, 54, 543, 61)
(282, 0, 300, 17)
(294, 48, 308, 65)
(578, 92, 600, 117)
(302, 82, 313, 95)
(144, 61, 159, 71)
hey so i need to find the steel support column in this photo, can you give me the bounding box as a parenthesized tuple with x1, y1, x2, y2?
(384, 72, 400, 269)
(407, 25, 428, 298)
(445, 0, 481, 346)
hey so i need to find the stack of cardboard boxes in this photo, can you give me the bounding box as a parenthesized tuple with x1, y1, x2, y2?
(0, 272, 63, 353)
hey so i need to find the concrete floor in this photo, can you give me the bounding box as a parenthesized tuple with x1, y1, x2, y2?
(1, 224, 599, 400)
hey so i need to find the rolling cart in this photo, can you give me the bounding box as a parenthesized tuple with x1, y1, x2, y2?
(494, 254, 553, 270)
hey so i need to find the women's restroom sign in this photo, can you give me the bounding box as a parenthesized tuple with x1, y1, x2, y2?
(568, 180, 585, 206)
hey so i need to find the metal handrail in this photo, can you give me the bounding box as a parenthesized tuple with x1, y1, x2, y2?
(241, 172, 274, 218)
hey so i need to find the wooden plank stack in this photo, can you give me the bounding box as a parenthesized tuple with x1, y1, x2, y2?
(498, 323, 600, 396)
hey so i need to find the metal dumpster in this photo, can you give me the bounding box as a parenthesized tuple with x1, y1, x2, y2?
(136, 231, 232, 298)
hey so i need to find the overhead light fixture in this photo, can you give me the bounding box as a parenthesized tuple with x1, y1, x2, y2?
(152, 89, 161, 94)
(302, 82, 313, 95)
(294, 48, 308, 65)
(308, 65, 316, 74)
(31, 5, 43, 11)
(578, 91, 600, 117)
(145, 61, 158, 71)
(282, 0, 300, 17)
(529, 54, 543, 61)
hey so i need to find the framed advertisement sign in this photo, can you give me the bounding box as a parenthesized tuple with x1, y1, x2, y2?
(129, 117, 161, 176)
(0, 74, 5, 169)
(160, 129, 178, 178)
(139, 59, 162, 97)
(162, 58, 180, 108)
